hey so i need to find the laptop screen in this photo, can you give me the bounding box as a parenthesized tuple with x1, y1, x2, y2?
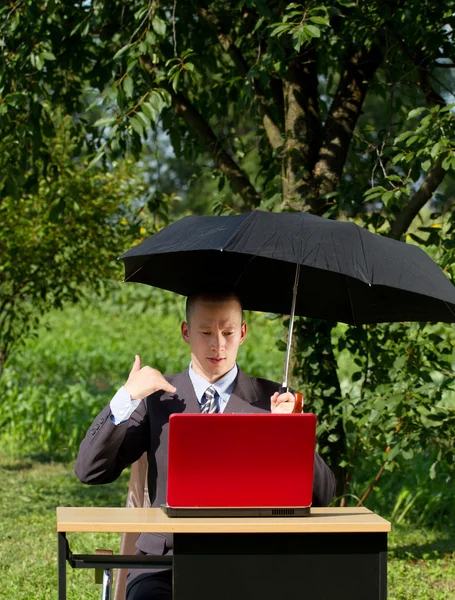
(167, 413, 316, 508)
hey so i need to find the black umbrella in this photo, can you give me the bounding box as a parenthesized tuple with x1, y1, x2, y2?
(120, 210, 455, 386)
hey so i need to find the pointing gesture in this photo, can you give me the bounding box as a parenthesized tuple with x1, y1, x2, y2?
(124, 355, 176, 400)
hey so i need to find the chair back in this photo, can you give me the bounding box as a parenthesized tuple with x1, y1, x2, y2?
(113, 453, 150, 600)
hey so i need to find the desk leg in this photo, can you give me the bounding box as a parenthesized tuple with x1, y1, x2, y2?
(173, 532, 387, 600)
(58, 532, 67, 600)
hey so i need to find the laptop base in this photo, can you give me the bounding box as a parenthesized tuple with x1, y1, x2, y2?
(161, 504, 311, 517)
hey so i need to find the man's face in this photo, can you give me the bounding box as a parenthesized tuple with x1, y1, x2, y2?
(181, 298, 247, 383)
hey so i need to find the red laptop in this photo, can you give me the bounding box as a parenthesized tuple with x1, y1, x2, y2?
(161, 413, 317, 517)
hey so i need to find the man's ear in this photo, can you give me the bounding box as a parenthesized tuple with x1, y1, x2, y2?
(239, 322, 247, 345)
(181, 321, 190, 343)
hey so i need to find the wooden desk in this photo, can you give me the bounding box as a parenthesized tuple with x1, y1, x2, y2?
(57, 506, 391, 600)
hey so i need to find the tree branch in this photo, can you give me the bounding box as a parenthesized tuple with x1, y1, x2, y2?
(312, 45, 383, 211)
(281, 45, 321, 210)
(387, 39, 448, 239)
(397, 40, 446, 107)
(356, 462, 386, 507)
(166, 86, 261, 209)
(196, 6, 283, 151)
(388, 161, 446, 240)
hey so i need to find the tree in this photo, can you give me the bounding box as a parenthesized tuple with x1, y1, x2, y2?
(2, 0, 455, 503)
(0, 115, 150, 375)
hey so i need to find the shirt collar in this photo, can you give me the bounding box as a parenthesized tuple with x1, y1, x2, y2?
(188, 363, 238, 402)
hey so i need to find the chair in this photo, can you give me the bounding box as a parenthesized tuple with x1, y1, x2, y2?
(96, 452, 150, 600)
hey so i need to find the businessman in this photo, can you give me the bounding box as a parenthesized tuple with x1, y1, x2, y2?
(75, 290, 336, 599)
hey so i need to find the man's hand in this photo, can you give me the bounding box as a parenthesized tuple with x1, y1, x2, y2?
(270, 391, 295, 413)
(124, 355, 177, 401)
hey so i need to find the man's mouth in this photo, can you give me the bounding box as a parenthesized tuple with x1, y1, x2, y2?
(207, 357, 225, 364)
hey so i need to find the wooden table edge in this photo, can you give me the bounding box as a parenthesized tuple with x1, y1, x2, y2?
(57, 507, 391, 533)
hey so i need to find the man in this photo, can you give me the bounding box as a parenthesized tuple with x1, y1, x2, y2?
(75, 291, 336, 599)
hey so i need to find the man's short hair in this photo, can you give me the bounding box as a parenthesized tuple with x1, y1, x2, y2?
(185, 290, 244, 323)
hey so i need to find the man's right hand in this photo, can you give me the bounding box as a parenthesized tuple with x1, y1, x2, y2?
(124, 355, 177, 400)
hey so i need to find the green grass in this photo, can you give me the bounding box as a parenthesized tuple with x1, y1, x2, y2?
(0, 458, 130, 600)
(1, 458, 454, 600)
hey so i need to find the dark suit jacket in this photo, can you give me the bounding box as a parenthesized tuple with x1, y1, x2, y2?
(75, 368, 336, 559)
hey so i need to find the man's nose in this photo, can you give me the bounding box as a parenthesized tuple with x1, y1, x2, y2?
(211, 333, 225, 350)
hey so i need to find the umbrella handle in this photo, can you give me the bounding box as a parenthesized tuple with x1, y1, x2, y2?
(279, 388, 304, 413)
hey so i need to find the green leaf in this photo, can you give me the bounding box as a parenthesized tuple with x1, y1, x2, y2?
(253, 17, 265, 33)
(391, 153, 405, 164)
(304, 24, 321, 38)
(41, 51, 56, 61)
(87, 147, 106, 169)
(152, 16, 167, 37)
(4, 92, 27, 106)
(130, 115, 144, 136)
(394, 131, 414, 144)
(408, 107, 427, 119)
(134, 7, 148, 21)
(170, 71, 181, 92)
(421, 159, 431, 172)
(136, 111, 151, 130)
(141, 102, 158, 122)
(309, 16, 329, 25)
(442, 155, 452, 170)
(148, 91, 165, 113)
(440, 102, 455, 113)
(405, 135, 419, 147)
(364, 185, 386, 195)
(113, 44, 132, 60)
(381, 190, 394, 203)
(269, 24, 293, 37)
(93, 117, 117, 127)
(387, 445, 400, 461)
(123, 75, 134, 98)
(430, 142, 441, 159)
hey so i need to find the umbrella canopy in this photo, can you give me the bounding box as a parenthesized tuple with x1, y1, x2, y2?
(120, 210, 455, 325)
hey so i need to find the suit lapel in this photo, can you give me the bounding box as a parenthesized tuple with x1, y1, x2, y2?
(224, 367, 267, 414)
(163, 370, 200, 414)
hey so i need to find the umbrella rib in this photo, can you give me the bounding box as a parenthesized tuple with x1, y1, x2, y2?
(233, 254, 257, 288)
(123, 265, 145, 282)
(345, 275, 357, 326)
(443, 301, 455, 319)
(222, 210, 258, 250)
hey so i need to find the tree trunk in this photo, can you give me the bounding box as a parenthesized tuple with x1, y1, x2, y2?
(292, 318, 346, 501)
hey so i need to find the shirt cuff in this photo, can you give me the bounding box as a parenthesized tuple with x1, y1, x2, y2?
(110, 386, 142, 425)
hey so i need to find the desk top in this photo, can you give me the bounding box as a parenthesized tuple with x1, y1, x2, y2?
(57, 507, 391, 533)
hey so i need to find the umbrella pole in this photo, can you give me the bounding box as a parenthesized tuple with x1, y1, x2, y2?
(282, 264, 300, 391)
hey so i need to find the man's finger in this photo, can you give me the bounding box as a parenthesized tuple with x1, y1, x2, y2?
(129, 354, 141, 377)
(162, 381, 177, 394)
(270, 391, 279, 404)
(275, 392, 295, 404)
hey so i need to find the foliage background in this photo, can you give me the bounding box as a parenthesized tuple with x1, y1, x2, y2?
(1, 2, 455, 593)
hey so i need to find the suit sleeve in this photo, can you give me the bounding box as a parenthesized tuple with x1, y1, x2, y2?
(74, 399, 149, 485)
(311, 452, 336, 506)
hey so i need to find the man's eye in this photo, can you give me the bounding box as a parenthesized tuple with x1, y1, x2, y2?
(224, 332, 233, 336)
(201, 332, 211, 335)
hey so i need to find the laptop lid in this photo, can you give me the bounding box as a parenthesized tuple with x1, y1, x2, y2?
(166, 413, 316, 508)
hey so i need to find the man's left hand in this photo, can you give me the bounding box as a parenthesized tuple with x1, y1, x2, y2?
(270, 391, 295, 413)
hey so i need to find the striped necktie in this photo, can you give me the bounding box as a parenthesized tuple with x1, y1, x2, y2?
(201, 386, 219, 413)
